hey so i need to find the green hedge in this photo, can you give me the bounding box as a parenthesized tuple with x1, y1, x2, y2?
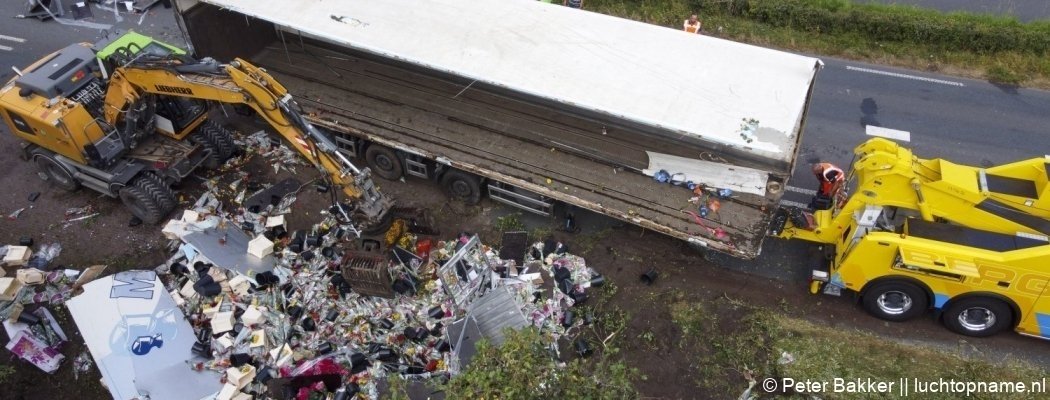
(694, 0, 1050, 54)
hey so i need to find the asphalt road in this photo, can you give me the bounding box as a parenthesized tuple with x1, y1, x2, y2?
(862, 0, 1050, 22)
(3, 3, 1050, 278)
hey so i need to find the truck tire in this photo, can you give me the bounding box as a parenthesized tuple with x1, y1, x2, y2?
(119, 175, 169, 224)
(34, 154, 80, 192)
(441, 170, 482, 205)
(137, 172, 178, 215)
(365, 145, 403, 180)
(942, 297, 1012, 337)
(201, 120, 237, 159)
(861, 281, 928, 322)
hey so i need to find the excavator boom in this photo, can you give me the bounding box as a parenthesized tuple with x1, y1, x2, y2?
(105, 55, 391, 227)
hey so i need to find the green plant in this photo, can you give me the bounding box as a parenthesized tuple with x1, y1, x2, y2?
(444, 328, 638, 399)
(0, 365, 14, 384)
(381, 374, 412, 400)
(986, 64, 1024, 86)
(586, 0, 1050, 87)
(494, 213, 525, 233)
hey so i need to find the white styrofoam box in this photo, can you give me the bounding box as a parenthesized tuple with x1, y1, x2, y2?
(247, 235, 274, 259)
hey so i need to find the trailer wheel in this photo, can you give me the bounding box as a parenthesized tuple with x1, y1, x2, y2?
(119, 175, 168, 224)
(137, 172, 178, 216)
(34, 154, 80, 192)
(201, 120, 237, 159)
(862, 281, 928, 322)
(942, 297, 1012, 337)
(365, 145, 403, 180)
(441, 170, 482, 205)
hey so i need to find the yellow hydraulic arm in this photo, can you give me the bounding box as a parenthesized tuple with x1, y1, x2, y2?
(778, 138, 1050, 244)
(103, 57, 391, 227)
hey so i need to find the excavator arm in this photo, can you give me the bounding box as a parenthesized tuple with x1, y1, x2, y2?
(104, 56, 391, 228)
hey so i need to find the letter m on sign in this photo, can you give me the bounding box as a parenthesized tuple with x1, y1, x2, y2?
(110, 271, 157, 299)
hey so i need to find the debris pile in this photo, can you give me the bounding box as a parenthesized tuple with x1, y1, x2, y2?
(2, 141, 605, 399)
(0, 242, 80, 373)
(48, 171, 601, 399)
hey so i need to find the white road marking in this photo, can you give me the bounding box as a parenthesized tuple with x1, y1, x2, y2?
(779, 199, 810, 209)
(846, 65, 965, 87)
(0, 45, 12, 52)
(785, 185, 817, 196)
(0, 35, 26, 43)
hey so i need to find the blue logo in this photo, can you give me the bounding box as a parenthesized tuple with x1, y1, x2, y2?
(131, 333, 164, 355)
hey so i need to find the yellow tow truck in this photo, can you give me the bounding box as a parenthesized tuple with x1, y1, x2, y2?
(774, 137, 1050, 337)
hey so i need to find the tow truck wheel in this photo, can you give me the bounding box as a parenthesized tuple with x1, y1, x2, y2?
(365, 145, 403, 180)
(119, 175, 168, 224)
(862, 281, 928, 322)
(942, 297, 1012, 337)
(34, 154, 80, 192)
(441, 170, 482, 205)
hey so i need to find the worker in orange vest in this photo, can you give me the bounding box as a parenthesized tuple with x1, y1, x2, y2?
(684, 14, 702, 34)
(811, 162, 845, 210)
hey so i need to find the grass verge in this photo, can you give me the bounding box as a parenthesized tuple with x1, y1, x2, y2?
(587, 0, 1050, 88)
(671, 297, 1047, 399)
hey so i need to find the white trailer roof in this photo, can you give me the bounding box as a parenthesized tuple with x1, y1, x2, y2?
(200, 0, 821, 163)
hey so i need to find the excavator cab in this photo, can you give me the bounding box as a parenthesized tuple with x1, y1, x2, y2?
(93, 31, 213, 141)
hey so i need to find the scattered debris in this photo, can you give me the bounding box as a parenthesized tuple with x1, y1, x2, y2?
(7, 207, 26, 220)
(640, 268, 658, 285)
(73, 350, 94, 380)
(2, 306, 68, 373)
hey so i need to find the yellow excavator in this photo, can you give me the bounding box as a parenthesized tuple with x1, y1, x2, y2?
(0, 32, 390, 227)
(773, 137, 1050, 337)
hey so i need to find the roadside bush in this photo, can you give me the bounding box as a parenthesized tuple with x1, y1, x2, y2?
(443, 328, 637, 399)
(694, 0, 1050, 54)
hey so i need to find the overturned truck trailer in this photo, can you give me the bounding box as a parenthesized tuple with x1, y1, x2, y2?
(173, 0, 822, 258)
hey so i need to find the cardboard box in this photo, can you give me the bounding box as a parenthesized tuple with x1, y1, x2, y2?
(15, 268, 46, 285)
(247, 235, 274, 259)
(228, 275, 251, 297)
(179, 280, 199, 301)
(207, 267, 228, 283)
(226, 365, 256, 389)
(0, 277, 24, 301)
(210, 311, 235, 334)
(215, 384, 239, 400)
(3, 246, 32, 266)
(161, 219, 189, 240)
(170, 290, 186, 307)
(216, 334, 234, 351)
(265, 215, 285, 228)
(249, 329, 266, 348)
(241, 305, 266, 326)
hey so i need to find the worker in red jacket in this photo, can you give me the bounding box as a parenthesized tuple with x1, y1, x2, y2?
(810, 162, 845, 210)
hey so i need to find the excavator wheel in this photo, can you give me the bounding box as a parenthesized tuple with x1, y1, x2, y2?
(190, 130, 225, 169)
(33, 152, 80, 192)
(201, 120, 237, 159)
(136, 172, 178, 216)
(119, 174, 172, 224)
